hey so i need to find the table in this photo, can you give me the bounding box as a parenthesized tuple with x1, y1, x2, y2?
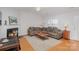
(0, 38, 20, 51)
(63, 30, 70, 40)
(35, 32, 49, 39)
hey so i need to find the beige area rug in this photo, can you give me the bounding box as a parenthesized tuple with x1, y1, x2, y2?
(25, 36, 61, 51)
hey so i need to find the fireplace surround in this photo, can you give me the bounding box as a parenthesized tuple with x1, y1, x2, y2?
(7, 28, 18, 38)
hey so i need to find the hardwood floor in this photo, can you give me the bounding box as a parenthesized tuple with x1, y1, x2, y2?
(19, 37, 34, 51)
(48, 39, 79, 51)
(19, 37, 79, 51)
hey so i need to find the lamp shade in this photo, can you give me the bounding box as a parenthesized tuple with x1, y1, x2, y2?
(64, 24, 68, 30)
(36, 7, 40, 11)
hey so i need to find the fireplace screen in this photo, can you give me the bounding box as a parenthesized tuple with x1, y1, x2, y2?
(7, 28, 18, 38)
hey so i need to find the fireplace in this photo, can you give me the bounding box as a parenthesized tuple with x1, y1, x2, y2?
(0, 28, 20, 51)
(7, 28, 18, 38)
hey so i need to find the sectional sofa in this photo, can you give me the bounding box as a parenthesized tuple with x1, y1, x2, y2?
(28, 27, 63, 39)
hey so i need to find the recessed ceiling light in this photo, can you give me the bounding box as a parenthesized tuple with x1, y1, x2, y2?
(36, 7, 40, 11)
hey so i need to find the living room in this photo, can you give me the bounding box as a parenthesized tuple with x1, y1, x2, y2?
(0, 7, 79, 51)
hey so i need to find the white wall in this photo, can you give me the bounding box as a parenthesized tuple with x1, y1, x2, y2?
(43, 11, 79, 41)
(0, 8, 19, 38)
(19, 11, 43, 35)
(0, 8, 43, 38)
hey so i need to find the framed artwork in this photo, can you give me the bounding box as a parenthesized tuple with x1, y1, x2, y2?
(8, 16, 17, 25)
(0, 20, 1, 25)
(0, 11, 2, 25)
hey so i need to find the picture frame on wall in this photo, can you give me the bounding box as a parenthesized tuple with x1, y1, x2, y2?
(8, 16, 17, 25)
(0, 20, 1, 25)
(0, 11, 2, 25)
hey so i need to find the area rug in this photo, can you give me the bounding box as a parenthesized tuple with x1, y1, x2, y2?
(25, 36, 61, 51)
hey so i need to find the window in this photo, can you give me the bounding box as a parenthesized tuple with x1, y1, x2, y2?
(47, 18, 58, 26)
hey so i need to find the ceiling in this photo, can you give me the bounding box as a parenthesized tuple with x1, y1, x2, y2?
(16, 7, 79, 17)
(38, 7, 79, 16)
(3, 7, 79, 17)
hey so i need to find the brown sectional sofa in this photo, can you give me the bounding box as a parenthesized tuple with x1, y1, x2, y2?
(27, 27, 63, 39)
